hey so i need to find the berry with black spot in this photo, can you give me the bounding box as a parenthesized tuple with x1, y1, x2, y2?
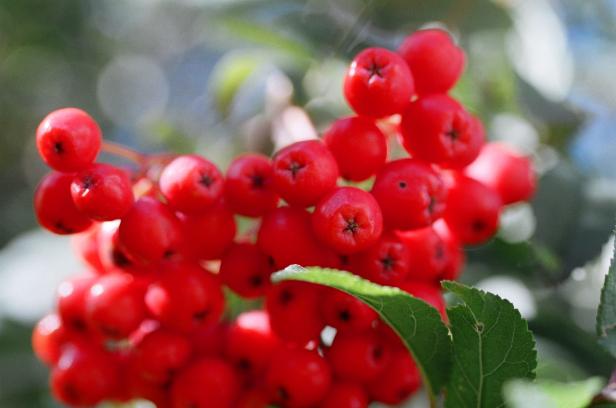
(320, 289, 377, 334)
(36, 108, 102, 172)
(272, 140, 339, 207)
(366, 347, 421, 405)
(224, 153, 279, 217)
(371, 159, 447, 230)
(344, 47, 415, 118)
(220, 243, 273, 298)
(326, 330, 390, 384)
(265, 347, 332, 408)
(71, 163, 134, 221)
(353, 233, 411, 286)
(312, 187, 383, 254)
(35, 171, 93, 235)
(159, 154, 224, 214)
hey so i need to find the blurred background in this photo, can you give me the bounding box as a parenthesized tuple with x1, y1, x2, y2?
(0, 0, 615, 406)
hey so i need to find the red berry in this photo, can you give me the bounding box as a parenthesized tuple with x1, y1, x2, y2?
(190, 322, 228, 358)
(323, 116, 387, 181)
(320, 289, 377, 334)
(312, 187, 383, 254)
(237, 388, 270, 408)
(32, 314, 70, 365)
(57, 274, 97, 332)
(131, 326, 192, 384)
(36, 108, 102, 172)
(86, 273, 148, 339)
(371, 159, 446, 230)
(442, 114, 486, 169)
(265, 281, 324, 344)
(34, 171, 93, 234)
(97, 220, 148, 274)
(465, 142, 536, 205)
(71, 225, 105, 272)
(443, 173, 502, 245)
(171, 357, 239, 408)
(343, 47, 414, 117)
(145, 263, 225, 333)
(220, 243, 273, 298)
(433, 219, 465, 281)
(258, 206, 338, 269)
(265, 348, 332, 408)
(159, 154, 224, 214)
(118, 197, 184, 263)
(400, 94, 474, 165)
(400, 280, 446, 319)
(366, 348, 421, 404)
(397, 226, 447, 282)
(398, 28, 465, 95)
(353, 233, 411, 286)
(224, 153, 279, 217)
(272, 140, 339, 207)
(322, 382, 369, 408)
(50, 343, 119, 407)
(225, 310, 280, 378)
(181, 202, 236, 261)
(326, 331, 390, 383)
(70, 163, 134, 221)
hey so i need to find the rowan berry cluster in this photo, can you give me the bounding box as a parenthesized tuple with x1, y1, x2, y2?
(31, 28, 536, 408)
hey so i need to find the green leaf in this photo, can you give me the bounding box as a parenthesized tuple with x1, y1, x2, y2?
(503, 377, 605, 408)
(271, 265, 452, 398)
(597, 235, 616, 357)
(443, 281, 537, 408)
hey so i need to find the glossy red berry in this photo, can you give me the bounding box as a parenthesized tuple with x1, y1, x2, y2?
(131, 326, 192, 384)
(265, 348, 332, 408)
(118, 197, 184, 263)
(326, 331, 390, 383)
(50, 343, 119, 407)
(371, 159, 446, 230)
(353, 233, 411, 286)
(225, 310, 280, 378)
(36, 108, 102, 172)
(159, 154, 224, 214)
(272, 140, 339, 207)
(398, 29, 465, 94)
(32, 314, 70, 366)
(265, 281, 324, 344)
(344, 47, 414, 118)
(34, 172, 93, 234)
(400, 94, 474, 166)
(57, 274, 97, 332)
(322, 116, 387, 181)
(400, 280, 446, 319)
(258, 206, 337, 269)
(312, 187, 383, 254)
(465, 142, 536, 205)
(320, 289, 377, 334)
(145, 263, 225, 333)
(70, 163, 134, 221)
(171, 357, 239, 408)
(433, 219, 465, 281)
(180, 203, 236, 261)
(224, 153, 279, 217)
(366, 348, 421, 404)
(71, 225, 105, 272)
(442, 114, 486, 169)
(443, 173, 503, 245)
(97, 220, 148, 274)
(322, 382, 369, 408)
(86, 273, 148, 339)
(397, 226, 447, 282)
(220, 243, 273, 298)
